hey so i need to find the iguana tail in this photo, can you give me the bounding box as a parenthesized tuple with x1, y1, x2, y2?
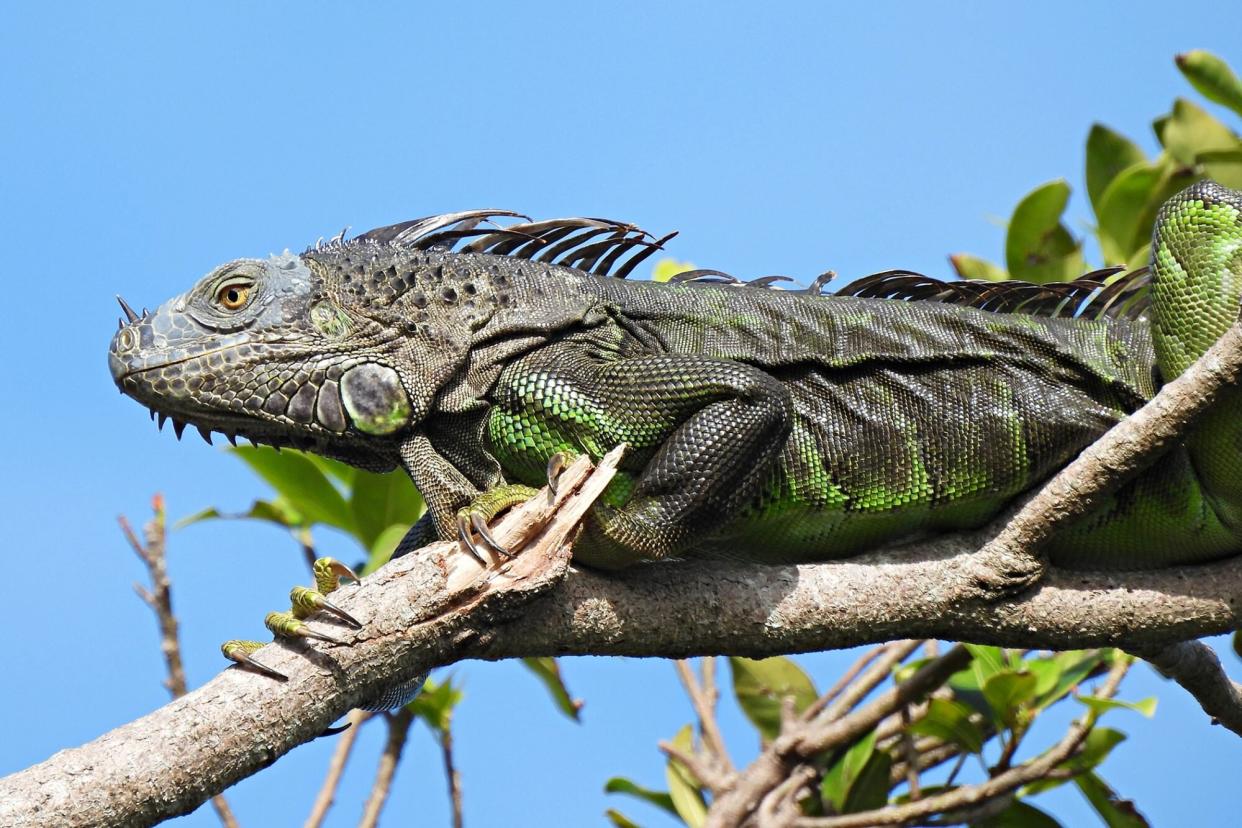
(1051, 179, 1242, 567)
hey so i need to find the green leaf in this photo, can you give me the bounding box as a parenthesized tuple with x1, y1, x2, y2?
(964, 644, 1006, 683)
(1232, 630, 1242, 661)
(821, 731, 877, 812)
(1074, 771, 1150, 828)
(841, 749, 892, 814)
(1096, 159, 1199, 264)
(364, 523, 412, 574)
(665, 725, 707, 828)
(1160, 98, 1238, 166)
(1024, 726, 1129, 796)
(407, 676, 463, 734)
(1086, 124, 1147, 214)
(974, 799, 1064, 828)
(1004, 179, 1085, 284)
(982, 670, 1039, 729)
(1199, 148, 1242, 188)
(652, 258, 696, 283)
(175, 497, 303, 530)
(605, 809, 642, 828)
(946, 666, 991, 719)
(229, 446, 355, 533)
(948, 252, 1008, 281)
(304, 454, 356, 486)
(521, 657, 583, 721)
(908, 698, 985, 754)
(1066, 727, 1127, 772)
(1077, 695, 1157, 719)
(349, 468, 424, 551)
(730, 656, 818, 740)
(1177, 50, 1242, 118)
(605, 778, 676, 815)
(1031, 650, 1104, 709)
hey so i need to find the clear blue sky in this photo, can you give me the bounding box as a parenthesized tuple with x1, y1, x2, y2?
(3, 3, 1240, 826)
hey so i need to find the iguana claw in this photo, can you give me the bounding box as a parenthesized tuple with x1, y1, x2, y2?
(221, 639, 287, 681)
(472, 512, 512, 558)
(313, 557, 360, 591)
(457, 513, 490, 565)
(266, 610, 345, 644)
(546, 451, 570, 495)
(291, 585, 363, 629)
(455, 483, 540, 564)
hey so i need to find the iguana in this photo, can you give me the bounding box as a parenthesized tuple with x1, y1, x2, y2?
(109, 179, 1242, 695)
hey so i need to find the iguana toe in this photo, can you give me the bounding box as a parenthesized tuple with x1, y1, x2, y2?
(221, 639, 287, 681)
(290, 585, 362, 629)
(265, 610, 345, 644)
(455, 483, 540, 564)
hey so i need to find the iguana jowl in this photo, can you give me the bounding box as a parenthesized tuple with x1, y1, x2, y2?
(109, 181, 1242, 688)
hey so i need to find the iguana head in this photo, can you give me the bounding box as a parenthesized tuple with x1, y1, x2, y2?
(109, 248, 435, 470)
(110, 212, 670, 469)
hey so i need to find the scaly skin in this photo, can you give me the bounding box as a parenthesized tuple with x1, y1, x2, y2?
(110, 182, 1242, 577)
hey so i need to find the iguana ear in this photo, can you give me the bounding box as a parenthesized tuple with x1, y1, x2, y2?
(339, 363, 414, 436)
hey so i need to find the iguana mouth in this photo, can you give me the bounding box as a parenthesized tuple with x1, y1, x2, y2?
(111, 345, 233, 380)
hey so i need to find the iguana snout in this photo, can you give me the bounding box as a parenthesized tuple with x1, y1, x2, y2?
(109, 251, 409, 468)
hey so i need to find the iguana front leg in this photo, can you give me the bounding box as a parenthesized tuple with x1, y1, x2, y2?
(397, 430, 538, 564)
(489, 350, 794, 568)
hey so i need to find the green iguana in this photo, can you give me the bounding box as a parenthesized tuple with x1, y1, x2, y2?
(109, 180, 1242, 697)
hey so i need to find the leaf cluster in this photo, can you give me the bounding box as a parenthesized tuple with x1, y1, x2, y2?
(952, 51, 1242, 283)
(605, 649, 1154, 827)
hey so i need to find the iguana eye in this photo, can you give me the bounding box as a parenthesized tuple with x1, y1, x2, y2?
(216, 281, 252, 310)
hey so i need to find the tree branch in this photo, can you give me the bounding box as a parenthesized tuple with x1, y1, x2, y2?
(358, 709, 414, 828)
(1133, 640, 1242, 736)
(304, 709, 372, 828)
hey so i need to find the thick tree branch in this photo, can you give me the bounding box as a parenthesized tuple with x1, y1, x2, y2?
(5, 319, 1242, 827)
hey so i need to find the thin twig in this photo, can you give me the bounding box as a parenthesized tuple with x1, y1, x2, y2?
(358, 709, 415, 828)
(121, 496, 239, 828)
(676, 659, 734, 773)
(298, 528, 317, 573)
(801, 645, 887, 721)
(659, 740, 734, 795)
(899, 707, 920, 801)
(304, 710, 372, 828)
(816, 641, 923, 723)
(440, 715, 464, 828)
(756, 764, 816, 828)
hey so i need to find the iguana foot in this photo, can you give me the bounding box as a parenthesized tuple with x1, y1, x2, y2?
(222, 557, 362, 680)
(456, 483, 541, 564)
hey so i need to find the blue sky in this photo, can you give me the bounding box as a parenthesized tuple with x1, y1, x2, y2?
(3, 2, 1241, 826)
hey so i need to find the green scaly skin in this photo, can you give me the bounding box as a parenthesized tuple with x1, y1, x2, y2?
(110, 182, 1242, 699)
